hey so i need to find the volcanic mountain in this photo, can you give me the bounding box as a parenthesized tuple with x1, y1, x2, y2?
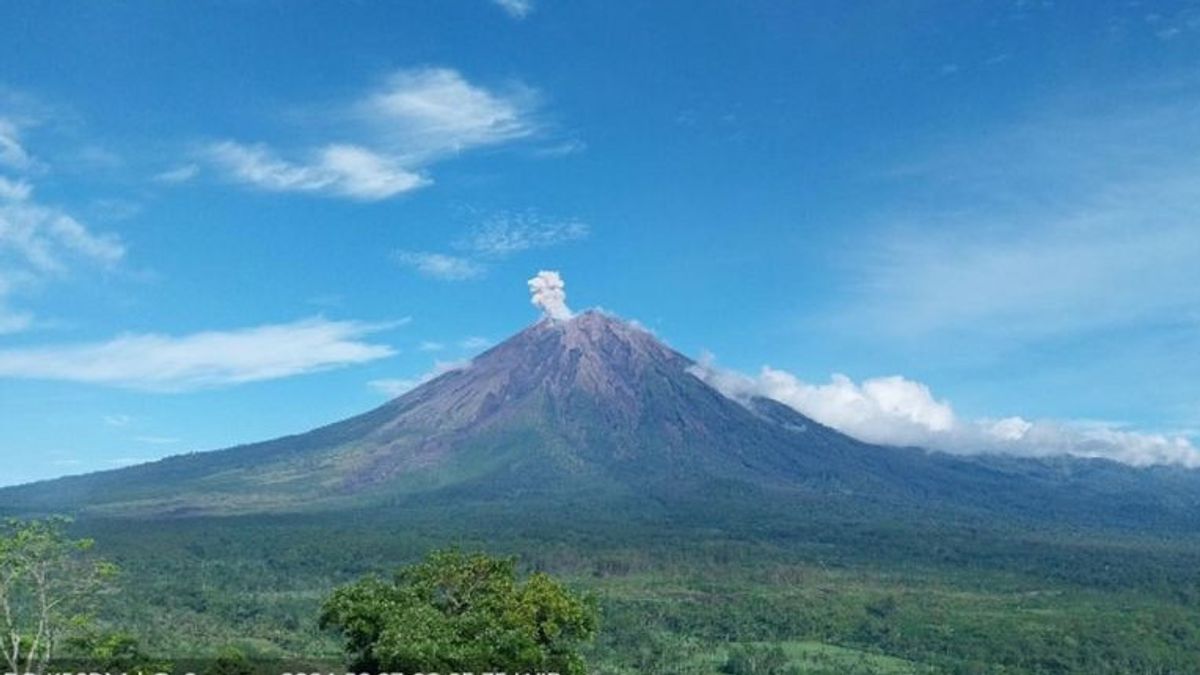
(4, 310, 1199, 526)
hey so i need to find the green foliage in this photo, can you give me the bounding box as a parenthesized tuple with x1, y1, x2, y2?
(319, 549, 598, 675)
(61, 507, 1200, 674)
(721, 643, 793, 675)
(63, 630, 171, 674)
(206, 646, 255, 675)
(0, 517, 118, 674)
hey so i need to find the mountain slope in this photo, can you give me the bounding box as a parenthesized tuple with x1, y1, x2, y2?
(3, 311, 1198, 527)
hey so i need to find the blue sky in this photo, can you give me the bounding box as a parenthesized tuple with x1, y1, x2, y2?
(2, 0, 1200, 485)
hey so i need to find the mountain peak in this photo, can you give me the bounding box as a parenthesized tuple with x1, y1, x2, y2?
(454, 309, 685, 413)
(519, 309, 667, 361)
(5, 301, 1197, 527)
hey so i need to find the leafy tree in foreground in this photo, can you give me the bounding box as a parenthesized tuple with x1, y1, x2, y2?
(320, 549, 598, 675)
(0, 517, 117, 675)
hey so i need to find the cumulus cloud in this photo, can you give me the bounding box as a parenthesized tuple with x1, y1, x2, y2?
(208, 67, 539, 201)
(528, 270, 571, 320)
(394, 250, 485, 281)
(0, 318, 396, 391)
(492, 0, 533, 19)
(690, 359, 1200, 468)
(369, 358, 469, 397)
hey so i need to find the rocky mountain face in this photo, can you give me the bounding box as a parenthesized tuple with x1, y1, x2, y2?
(3, 311, 1198, 527)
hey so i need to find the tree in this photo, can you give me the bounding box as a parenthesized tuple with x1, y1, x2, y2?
(205, 646, 254, 675)
(320, 549, 598, 675)
(0, 517, 117, 675)
(63, 630, 170, 675)
(720, 643, 792, 675)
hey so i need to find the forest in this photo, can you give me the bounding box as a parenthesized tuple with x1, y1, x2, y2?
(6, 497, 1196, 675)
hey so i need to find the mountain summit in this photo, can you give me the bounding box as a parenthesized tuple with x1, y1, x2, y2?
(0, 310, 865, 515)
(4, 310, 1199, 525)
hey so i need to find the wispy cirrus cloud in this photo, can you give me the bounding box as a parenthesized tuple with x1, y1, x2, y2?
(153, 163, 199, 184)
(0, 317, 397, 391)
(458, 210, 589, 258)
(103, 414, 132, 427)
(356, 67, 537, 157)
(206, 67, 541, 201)
(0, 118, 34, 171)
(396, 210, 590, 282)
(207, 141, 428, 201)
(491, 0, 534, 20)
(458, 336, 491, 350)
(842, 88, 1200, 344)
(0, 116, 125, 333)
(369, 358, 469, 398)
(393, 250, 485, 281)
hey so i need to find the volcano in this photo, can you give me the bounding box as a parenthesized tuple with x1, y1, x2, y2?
(3, 310, 1199, 526)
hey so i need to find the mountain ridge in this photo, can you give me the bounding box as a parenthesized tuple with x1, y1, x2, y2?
(3, 310, 1198, 529)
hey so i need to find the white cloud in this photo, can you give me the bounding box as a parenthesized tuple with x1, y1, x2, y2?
(0, 317, 395, 391)
(492, 0, 533, 19)
(394, 250, 485, 281)
(846, 216, 1200, 340)
(207, 141, 427, 201)
(209, 67, 539, 201)
(359, 67, 537, 157)
(0, 176, 31, 201)
(845, 93, 1200, 343)
(368, 378, 416, 397)
(400, 210, 589, 282)
(103, 414, 132, 427)
(369, 358, 469, 397)
(0, 196, 125, 273)
(690, 360, 1200, 468)
(532, 138, 586, 157)
(154, 163, 199, 183)
(0, 310, 32, 335)
(459, 210, 589, 257)
(0, 155, 124, 332)
(459, 336, 492, 350)
(418, 340, 445, 351)
(0, 118, 33, 171)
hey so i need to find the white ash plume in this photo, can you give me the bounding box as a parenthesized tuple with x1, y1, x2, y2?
(527, 270, 572, 320)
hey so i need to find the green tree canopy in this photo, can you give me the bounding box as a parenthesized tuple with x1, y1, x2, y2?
(63, 630, 170, 675)
(320, 549, 597, 675)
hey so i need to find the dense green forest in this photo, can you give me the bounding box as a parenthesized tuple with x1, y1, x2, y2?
(42, 500, 1200, 675)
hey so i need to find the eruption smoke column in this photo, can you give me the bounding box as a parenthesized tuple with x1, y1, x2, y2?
(527, 270, 573, 320)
